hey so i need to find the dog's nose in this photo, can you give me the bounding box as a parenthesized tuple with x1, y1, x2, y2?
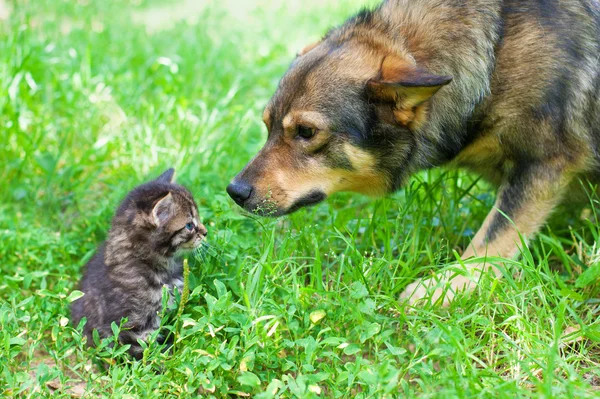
(227, 181, 253, 206)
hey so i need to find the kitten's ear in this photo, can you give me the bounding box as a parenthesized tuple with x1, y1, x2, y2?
(156, 168, 175, 184)
(152, 192, 175, 225)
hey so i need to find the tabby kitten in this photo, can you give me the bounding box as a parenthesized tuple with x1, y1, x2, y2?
(71, 168, 207, 359)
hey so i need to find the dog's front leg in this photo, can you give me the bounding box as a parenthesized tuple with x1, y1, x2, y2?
(400, 160, 572, 306)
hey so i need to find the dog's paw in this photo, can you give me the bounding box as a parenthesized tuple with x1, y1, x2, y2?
(399, 272, 477, 307)
(399, 277, 450, 306)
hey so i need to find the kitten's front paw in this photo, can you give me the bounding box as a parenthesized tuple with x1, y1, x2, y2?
(399, 270, 477, 307)
(157, 332, 174, 348)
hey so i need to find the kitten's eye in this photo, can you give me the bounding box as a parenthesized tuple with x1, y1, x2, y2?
(185, 222, 194, 231)
(297, 125, 316, 140)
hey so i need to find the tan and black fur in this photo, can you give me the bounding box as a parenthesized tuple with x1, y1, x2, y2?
(227, 0, 600, 305)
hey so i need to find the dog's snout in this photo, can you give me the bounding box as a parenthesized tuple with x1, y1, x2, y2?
(227, 181, 253, 206)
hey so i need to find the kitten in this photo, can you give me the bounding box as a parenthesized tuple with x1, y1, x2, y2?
(71, 168, 207, 359)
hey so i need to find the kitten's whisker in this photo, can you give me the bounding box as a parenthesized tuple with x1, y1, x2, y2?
(193, 246, 211, 263)
(201, 241, 216, 249)
(200, 241, 220, 257)
(193, 247, 204, 258)
(205, 241, 222, 252)
(204, 247, 220, 258)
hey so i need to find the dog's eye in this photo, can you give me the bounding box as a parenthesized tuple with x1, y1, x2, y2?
(297, 125, 316, 140)
(185, 222, 194, 231)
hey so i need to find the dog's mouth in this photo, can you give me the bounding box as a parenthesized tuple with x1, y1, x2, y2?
(286, 190, 327, 214)
(246, 190, 327, 217)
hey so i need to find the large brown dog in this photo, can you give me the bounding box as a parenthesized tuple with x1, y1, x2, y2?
(227, 0, 600, 305)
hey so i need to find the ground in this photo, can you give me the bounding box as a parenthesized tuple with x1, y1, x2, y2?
(1, 0, 600, 397)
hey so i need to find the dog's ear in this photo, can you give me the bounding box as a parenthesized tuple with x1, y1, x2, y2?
(297, 41, 320, 56)
(367, 55, 452, 127)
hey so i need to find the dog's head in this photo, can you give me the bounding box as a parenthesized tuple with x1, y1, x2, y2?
(228, 21, 451, 216)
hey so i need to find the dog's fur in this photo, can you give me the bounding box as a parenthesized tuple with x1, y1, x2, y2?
(228, 0, 600, 305)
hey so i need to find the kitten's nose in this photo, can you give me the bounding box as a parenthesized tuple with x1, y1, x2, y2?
(198, 224, 208, 237)
(226, 181, 253, 206)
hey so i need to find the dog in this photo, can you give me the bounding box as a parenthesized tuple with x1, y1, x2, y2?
(227, 0, 600, 305)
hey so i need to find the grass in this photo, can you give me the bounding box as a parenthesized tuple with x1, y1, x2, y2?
(1, 0, 600, 397)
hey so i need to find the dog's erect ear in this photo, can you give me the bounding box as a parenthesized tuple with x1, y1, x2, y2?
(155, 168, 175, 184)
(152, 192, 175, 225)
(367, 55, 452, 127)
(297, 41, 320, 56)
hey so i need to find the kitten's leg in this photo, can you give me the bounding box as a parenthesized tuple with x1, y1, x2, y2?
(157, 331, 174, 348)
(155, 278, 184, 351)
(119, 313, 162, 360)
(173, 276, 184, 291)
(122, 282, 181, 358)
(166, 277, 184, 309)
(119, 330, 146, 360)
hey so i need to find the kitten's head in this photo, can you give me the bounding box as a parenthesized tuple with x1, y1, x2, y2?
(112, 168, 208, 258)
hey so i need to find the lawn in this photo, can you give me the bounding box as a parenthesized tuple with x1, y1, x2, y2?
(1, 0, 600, 397)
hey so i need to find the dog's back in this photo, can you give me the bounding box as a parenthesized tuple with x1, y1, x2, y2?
(376, 0, 600, 179)
(484, 0, 600, 175)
